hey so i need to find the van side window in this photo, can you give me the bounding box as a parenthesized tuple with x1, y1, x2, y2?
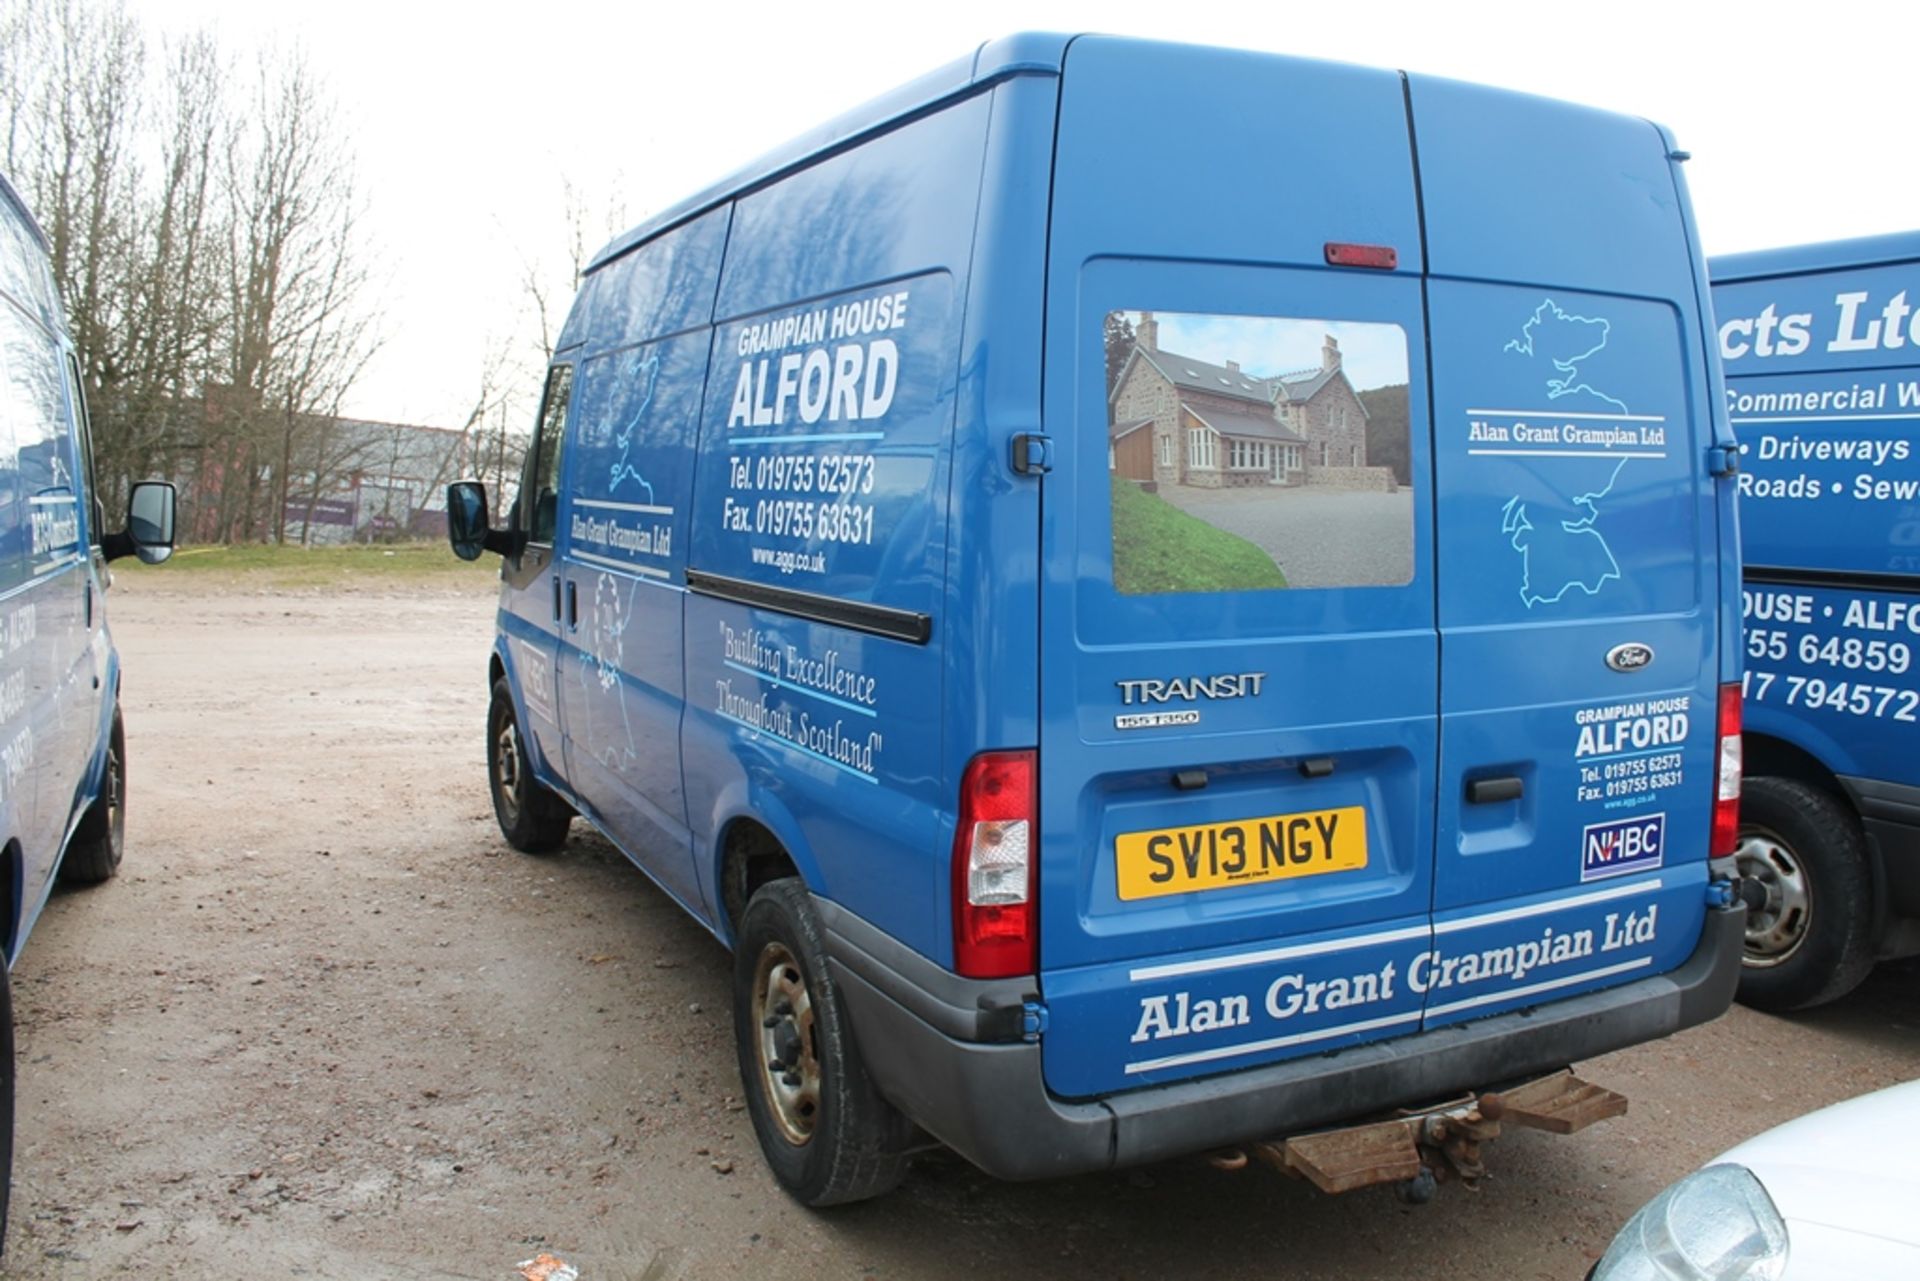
(525, 363, 573, 544)
(64, 354, 103, 544)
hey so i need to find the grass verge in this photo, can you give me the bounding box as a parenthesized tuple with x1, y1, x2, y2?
(1110, 477, 1288, 595)
(113, 542, 499, 592)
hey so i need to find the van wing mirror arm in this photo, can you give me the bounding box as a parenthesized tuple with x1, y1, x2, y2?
(100, 530, 137, 562)
(483, 527, 525, 558)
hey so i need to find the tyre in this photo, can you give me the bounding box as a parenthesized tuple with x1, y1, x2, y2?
(0, 955, 13, 1253)
(1734, 776, 1875, 1012)
(60, 707, 126, 885)
(733, 877, 911, 1205)
(487, 678, 571, 853)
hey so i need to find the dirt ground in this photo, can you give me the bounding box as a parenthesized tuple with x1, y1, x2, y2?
(3, 574, 1916, 1279)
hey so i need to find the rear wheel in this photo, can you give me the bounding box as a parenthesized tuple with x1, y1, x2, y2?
(61, 707, 125, 885)
(733, 878, 911, 1205)
(1734, 776, 1874, 1012)
(487, 679, 571, 853)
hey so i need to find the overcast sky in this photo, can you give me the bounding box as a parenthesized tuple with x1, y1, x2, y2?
(126, 0, 1920, 427)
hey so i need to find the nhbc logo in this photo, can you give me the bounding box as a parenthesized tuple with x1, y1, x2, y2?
(1581, 812, 1665, 883)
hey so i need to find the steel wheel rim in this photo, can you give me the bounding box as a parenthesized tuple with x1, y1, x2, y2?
(495, 718, 523, 826)
(1735, 826, 1811, 967)
(752, 940, 820, 1146)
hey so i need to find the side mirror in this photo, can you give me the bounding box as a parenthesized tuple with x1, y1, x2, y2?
(447, 479, 520, 561)
(448, 479, 490, 561)
(103, 480, 176, 564)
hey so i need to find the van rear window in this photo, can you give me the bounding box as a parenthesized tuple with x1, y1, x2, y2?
(1105, 310, 1413, 595)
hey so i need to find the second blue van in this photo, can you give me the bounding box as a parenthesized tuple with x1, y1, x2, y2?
(1714, 235, 1920, 1010)
(451, 35, 1746, 1202)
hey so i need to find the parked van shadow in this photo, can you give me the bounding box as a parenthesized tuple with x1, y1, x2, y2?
(1778, 960, 1920, 1053)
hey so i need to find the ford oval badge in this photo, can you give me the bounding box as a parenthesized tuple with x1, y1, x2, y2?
(1606, 642, 1654, 673)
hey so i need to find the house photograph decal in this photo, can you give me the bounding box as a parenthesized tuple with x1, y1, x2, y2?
(1105, 309, 1414, 595)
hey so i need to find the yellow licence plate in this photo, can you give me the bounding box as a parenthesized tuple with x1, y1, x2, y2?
(1115, 806, 1368, 901)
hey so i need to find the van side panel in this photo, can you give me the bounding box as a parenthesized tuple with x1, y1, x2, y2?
(0, 291, 46, 926)
(0, 202, 93, 944)
(1714, 254, 1920, 797)
(936, 75, 1058, 962)
(555, 204, 731, 919)
(1409, 78, 1719, 1024)
(682, 98, 990, 950)
(1716, 260, 1920, 576)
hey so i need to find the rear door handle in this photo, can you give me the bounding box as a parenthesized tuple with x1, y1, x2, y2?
(1466, 776, 1524, 804)
(566, 579, 579, 631)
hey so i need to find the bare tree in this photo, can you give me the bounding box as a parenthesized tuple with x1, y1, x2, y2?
(0, 0, 45, 179)
(481, 179, 625, 516)
(1, 1, 146, 467)
(217, 43, 381, 543)
(283, 411, 381, 545)
(1, 8, 392, 546)
(518, 176, 627, 365)
(32, 0, 142, 385)
(96, 28, 226, 523)
(3, 33, 391, 545)
(450, 332, 523, 501)
(474, 397, 527, 517)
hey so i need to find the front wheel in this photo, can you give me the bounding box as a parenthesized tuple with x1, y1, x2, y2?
(60, 707, 126, 885)
(733, 878, 911, 1205)
(487, 679, 571, 853)
(1734, 776, 1874, 1012)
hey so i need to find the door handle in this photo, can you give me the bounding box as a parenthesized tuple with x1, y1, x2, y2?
(566, 579, 579, 631)
(1466, 776, 1524, 805)
(551, 574, 562, 623)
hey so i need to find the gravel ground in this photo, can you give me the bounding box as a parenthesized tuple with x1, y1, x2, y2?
(1, 574, 1914, 1279)
(1158, 486, 1415, 588)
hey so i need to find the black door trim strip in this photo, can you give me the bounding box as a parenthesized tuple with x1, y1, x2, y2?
(1744, 566, 1920, 596)
(686, 569, 933, 644)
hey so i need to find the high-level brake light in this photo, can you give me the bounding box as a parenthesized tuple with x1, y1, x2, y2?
(1324, 241, 1399, 270)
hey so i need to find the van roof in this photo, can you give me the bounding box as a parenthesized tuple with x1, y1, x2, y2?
(0, 169, 50, 254)
(588, 33, 1071, 273)
(1712, 231, 1920, 283)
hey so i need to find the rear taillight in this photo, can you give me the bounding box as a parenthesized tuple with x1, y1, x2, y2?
(1712, 682, 1742, 857)
(952, 750, 1036, 979)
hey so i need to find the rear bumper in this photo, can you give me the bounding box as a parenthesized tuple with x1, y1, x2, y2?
(822, 900, 1745, 1181)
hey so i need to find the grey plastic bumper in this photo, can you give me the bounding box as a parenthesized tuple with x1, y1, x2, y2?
(823, 901, 1745, 1181)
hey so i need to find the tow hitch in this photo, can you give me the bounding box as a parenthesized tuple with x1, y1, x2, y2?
(1205, 1069, 1627, 1201)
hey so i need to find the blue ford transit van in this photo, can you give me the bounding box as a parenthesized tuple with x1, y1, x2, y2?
(1713, 235, 1920, 1010)
(0, 168, 176, 1240)
(451, 35, 1746, 1203)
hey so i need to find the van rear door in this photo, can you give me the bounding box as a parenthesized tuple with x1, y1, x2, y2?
(1038, 38, 1438, 1100)
(1407, 77, 1718, 1028)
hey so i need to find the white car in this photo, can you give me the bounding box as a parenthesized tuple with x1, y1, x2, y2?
(1595, 1079, 1920, 1279)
